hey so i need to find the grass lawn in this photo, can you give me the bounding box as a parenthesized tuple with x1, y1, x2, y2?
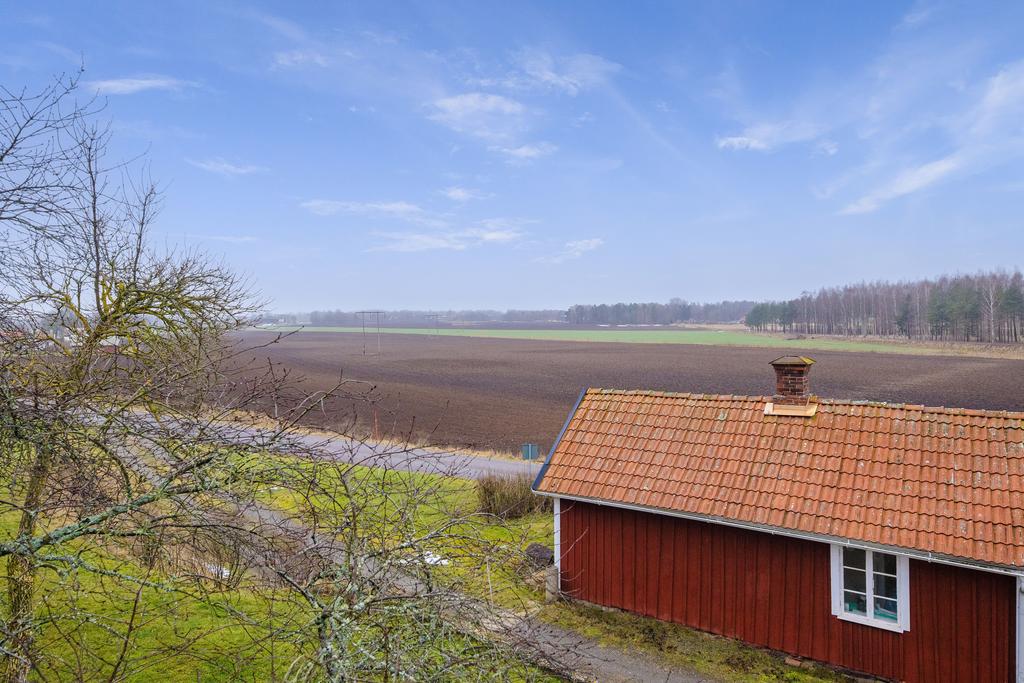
(0, 465, 556, 682)
(260, 325, 954, 355)
(0, 509, 305, 682)
(257, 459, 552, 609)
(3, 453, 851, 682)
(260, 459, 851, 682)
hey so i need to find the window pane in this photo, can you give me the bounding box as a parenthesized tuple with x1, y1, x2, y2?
(844, 591, 868, 616)
(874, 573, 898, 599)
(873, 552, 897, 576)
(843, 547, 866, 569)
(843, 567, 866, 593)
(874, 597, 898, 622)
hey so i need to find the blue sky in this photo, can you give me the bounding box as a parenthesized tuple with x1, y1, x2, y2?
(3, 1, 1023, 311)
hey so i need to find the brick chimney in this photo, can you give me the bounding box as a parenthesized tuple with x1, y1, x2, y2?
(769, 356, 815, 406)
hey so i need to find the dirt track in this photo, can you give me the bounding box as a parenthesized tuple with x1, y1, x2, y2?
(238, 330, 1024, 453)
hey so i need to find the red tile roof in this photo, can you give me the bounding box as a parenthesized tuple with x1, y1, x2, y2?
(534, 388, 1024, 569)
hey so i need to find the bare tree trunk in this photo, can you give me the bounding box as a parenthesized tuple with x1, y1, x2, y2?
(2, 445, 50, 683)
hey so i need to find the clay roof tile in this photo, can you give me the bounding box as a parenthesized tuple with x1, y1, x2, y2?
(535, 388, 1024, 569)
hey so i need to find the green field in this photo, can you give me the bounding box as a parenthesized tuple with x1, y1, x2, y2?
(261, 325, 947, 355)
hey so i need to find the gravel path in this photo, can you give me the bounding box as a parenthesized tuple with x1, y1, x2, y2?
(293, 430, 544, 480)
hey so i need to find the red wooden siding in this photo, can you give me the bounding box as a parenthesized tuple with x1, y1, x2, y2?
(559, 500, 1017, 683)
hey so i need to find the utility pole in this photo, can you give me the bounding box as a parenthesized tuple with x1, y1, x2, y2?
(355, 311, 385, 356)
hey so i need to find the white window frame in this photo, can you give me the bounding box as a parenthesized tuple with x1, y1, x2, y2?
(830, 544, 910, 633)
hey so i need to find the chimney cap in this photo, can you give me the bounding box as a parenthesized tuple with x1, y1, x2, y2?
(769, 355, 815, 367)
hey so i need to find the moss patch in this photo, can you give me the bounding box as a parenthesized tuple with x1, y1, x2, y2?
(539, 601, 855, 683)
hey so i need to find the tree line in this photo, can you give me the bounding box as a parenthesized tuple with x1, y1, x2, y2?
(277, 299, 756, 327)
(745, 270, 1024, 343)
(565, 299, 755, 325)
(289, 309, 567, 326)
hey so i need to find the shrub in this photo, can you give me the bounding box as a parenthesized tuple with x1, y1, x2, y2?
(476, 473, 551, 519)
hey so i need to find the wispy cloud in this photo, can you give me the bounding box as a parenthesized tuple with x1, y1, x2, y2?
(841, 59, 1024, 214)
(468, 47, 620, 96)
(900, 3, 935, 27)
(428, 93, 526, 141)
(187, 158, 268, 176)
(84, 76, 196, 95)
(505, 48, 620, 95)
(248, 11, 308, 42)
(535, 238, 604, 264)
(441, 186, 490, 202)
(36, 41, 80, 64)
(815, 139, 839, 156)
(371, 226, 523, 252)
(300, 199, 447, 228)
(840, 156, 960, 214)
(302, 195, 528, 251)
(716, 121, 824, 152)
(489, 142, 557, 162)
(273, 49, 330, 68)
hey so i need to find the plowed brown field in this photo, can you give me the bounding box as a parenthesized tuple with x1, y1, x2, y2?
(238, 330, 1024, 453)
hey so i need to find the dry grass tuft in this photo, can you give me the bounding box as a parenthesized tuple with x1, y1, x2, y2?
(477, 473, 550, 519)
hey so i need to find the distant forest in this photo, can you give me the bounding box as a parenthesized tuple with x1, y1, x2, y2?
(295, 309, 568, 326)
(745, 270, 1024, 343)
(565, 299, 755, 324)
(273, 269, 1024, 344)
(272, 300, 754, 327)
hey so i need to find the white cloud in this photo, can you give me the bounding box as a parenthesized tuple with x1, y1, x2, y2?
(508, 48, 620, 96)
(187, 158, 268, 176)
(901, 3, 935, 27)
(966, 60, 1024, 137)
(815, 139, 839, 156)
(302, 196, 531, 251)
(441, 186, 489, 202)
(84, 76, 196, 95)
(840, 156, 960, 214)
(300, 199, 447, 228)
(716, 135, 768, 151)
(716, 121, 823, 152)
(489, 142, 558, 162)
(370, 232, 466, 252)
(371, 226, 524, 252)
(249, 11, 308, 42)
(428, 93, 526, 141)
(573, 111, 595, 127)
(36, 41, 80, 64)
(535, 238, 604, 264)
(840, 60, 1024, 214)
(273, 49, 330, 68)
(469, 48, 620, 95)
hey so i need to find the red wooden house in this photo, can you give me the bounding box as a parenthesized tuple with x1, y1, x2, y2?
(532, 356, 1024, 682)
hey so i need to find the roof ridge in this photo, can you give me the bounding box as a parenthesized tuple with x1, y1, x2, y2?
(584, 387, 1024, 420)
